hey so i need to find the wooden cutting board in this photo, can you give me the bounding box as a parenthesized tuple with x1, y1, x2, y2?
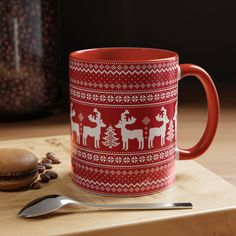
(1, 135, 236, 236)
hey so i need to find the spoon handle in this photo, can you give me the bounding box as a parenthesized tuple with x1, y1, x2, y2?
(76, 201, 193, 210)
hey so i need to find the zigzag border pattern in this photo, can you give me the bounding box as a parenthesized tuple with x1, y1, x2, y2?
(73, 174, 173, 187)
(70, 59, 178, 71)
(69, 65, 178, 75)
(72, 172, 175, 194)
(72, 159, 174, 174)
(70, 96, 177, 108)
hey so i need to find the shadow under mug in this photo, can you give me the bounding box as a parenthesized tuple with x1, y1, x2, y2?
(69, 48, 220, 196)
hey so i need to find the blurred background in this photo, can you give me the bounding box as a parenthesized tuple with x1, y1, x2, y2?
(59, 0, 235, 107)
(0, 0, 235, 136)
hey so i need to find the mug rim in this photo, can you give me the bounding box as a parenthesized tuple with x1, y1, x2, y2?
(70, 47, 178, 63)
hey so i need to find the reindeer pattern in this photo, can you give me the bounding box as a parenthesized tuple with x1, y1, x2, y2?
(148, 106, 169, 148)
(115, 110, 144, 151)
(71, 105, 176, 150)
(83, 108, 106, 148)
(70, 104, 80, 144)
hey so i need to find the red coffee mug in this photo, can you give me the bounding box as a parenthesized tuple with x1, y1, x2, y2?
(69, 48, 219, 196)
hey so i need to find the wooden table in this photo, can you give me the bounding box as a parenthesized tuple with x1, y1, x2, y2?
(0, 106, 236, 235)
(0, 135, 236, 235)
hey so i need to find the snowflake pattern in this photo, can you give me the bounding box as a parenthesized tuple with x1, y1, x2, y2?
(70, 88, 177, 104)
(72, 145, 176, 165)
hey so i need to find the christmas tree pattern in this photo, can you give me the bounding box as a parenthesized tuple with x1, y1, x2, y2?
(166, 119, 175, 141)
(102, 125, 119, 148)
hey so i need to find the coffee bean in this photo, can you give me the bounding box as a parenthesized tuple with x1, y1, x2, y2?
(42, 158, 52, 164)
(51, 158, 61, 164)
(31, 181, 41, 189)
(45, 152, 61, 164)
(37, 164, 46, 173)
(46, 152, 56, 159)
(42, 163, 52, 169)
(40, 173, 50, 183)
(45, 170, 58, 179)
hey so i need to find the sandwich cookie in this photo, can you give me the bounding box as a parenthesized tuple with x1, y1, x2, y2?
(0, 148, 38, 191)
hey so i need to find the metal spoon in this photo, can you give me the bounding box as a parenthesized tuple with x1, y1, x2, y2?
(18, 194, 192, 218)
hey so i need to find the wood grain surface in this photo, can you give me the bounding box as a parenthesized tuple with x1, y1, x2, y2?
(0, 135, 236, 235)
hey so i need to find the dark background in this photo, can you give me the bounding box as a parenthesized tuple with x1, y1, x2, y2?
(59, 0, 236, 106)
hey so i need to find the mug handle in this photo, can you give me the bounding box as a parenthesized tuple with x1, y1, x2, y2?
(178, 64, 220, 160)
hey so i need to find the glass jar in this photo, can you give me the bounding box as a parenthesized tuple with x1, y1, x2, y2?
(0, 0, 62, 119)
